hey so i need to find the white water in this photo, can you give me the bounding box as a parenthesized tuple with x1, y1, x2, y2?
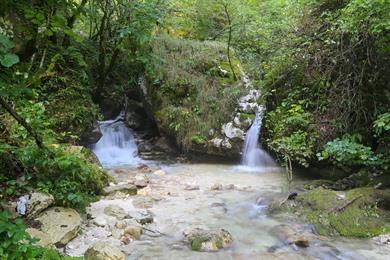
(242, 108, 276, 169)
(91, 112, 139, 168)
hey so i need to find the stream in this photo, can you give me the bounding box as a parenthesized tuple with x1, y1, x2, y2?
(66, 115, 390, 259)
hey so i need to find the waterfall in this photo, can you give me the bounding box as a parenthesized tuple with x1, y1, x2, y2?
(91, 112, 139, 168)
(242, 108, 275, 168)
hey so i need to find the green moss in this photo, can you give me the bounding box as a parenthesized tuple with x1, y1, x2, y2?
(190, 135, 207, 145)
(297, 187, 341, 211)
(291, 187, 390, 238)
(239, 113, 256, 121)
(190, 236, 208, 251)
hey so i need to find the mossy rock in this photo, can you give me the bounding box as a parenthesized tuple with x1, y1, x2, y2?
(283, 187, 390, 238)
(185, 228, 233, 252)
(303, 179, 335, 190)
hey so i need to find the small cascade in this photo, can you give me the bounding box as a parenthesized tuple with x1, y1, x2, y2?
(91, 111, 139, 168)
(242, 108, 275, 169)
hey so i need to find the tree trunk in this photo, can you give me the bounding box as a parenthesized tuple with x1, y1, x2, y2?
(222, 3, 237, 81)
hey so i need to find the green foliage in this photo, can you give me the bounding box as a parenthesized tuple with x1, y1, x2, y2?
(0, 35, 19, 68)
(0, 211, 83, 259)
(373, 113, 390, 137)
(147, 35, 244, 151)
(318, 137, 377, 168)
(266, 102, 316, 167)
(0, 211, 38, 259)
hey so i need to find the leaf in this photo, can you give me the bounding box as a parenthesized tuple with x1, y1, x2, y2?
(0, 35, 15, 49)
(0, 53, 20, 68)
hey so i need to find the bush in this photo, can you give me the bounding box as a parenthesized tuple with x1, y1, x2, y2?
(318, 136, 377, 168)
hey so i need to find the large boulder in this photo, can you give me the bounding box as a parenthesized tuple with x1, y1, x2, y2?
(184, 228, 233, 252)
(27, 192, 54, 219)
(80, 122, 102, 145)
(36, 207, 81, 246)
(84, 242, 125, 260)
(26, 228, 53, 247)
(222, 122, 245, 141)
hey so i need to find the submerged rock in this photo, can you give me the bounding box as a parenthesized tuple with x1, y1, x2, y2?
(84, 242, 125, 260)
(104, 205, 128, 220)
(36, 207, 81, 246)
(27, 192, 54, 219)
(184, 228, 233, 252)
(210, 183, 223, 190)
(272, 224, 311, 248)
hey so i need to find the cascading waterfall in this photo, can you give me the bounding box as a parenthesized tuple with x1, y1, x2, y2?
(91, 111, 139, 168)
(242, 108, 275, 168)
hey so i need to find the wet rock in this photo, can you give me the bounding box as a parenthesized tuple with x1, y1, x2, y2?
(211, 183, 223, 190)
(222, 122, 245, 141)
(26, 192, 54, 219)
(132, 210, 154, 225)
(373, 234, 390, 245)
(132, 196, 155, 209)
(80, 122, 102, 145)
(209, 138, 223, 148)
(184, 184, 200, 191)
(272, 224, 311, 248)
(137, 164, 152, 173)
(26, 228, 53, 247)
(115, 219, 143, 239)
(36, 207, 81, 246)
(84, 242, 125, 260)
(184, 228, 233, 252)
(104, 205, 128, 220)
(135, 174, 149, 188)
(153, 169, 166, 176)
(103, 184, 137, 196)
(224, 184, 236, 190)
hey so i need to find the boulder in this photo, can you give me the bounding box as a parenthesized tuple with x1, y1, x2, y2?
(184, 228, 233, 252)
(84, 242, 125, 260)
(103, 184, 137, 196)
(222, 122, 244, 141)
(135, 174, 149, 188)
(79, 122, 102, 145)
(104, 205, 128, 220)
(27, 192, 54, 219)
(36, 207, 81, 246)
(272, 224, 311, 248)
(132, 196, 155, 209)
(115, 219, 143, 239)
(26, 228, 53, 247)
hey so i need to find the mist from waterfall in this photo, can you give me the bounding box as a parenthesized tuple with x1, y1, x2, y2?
(91, 112, 139, 168)
(241, 109, 276, 170)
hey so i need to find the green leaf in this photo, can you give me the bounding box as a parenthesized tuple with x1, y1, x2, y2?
(0, 35, 15, 49)
(0, 53, 20, 68)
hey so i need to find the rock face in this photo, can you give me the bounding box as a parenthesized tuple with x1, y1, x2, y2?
(36, 207, 81, 246)
(184, 228, 233, 252)
(27, 192, 54, 219)
(84, 242, 125, 260)
(80, 122, 102, 145)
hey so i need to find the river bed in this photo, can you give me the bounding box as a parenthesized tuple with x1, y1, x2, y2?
(65, 162, 390, 259)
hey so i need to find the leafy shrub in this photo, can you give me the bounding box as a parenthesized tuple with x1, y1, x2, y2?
(317, 137, 377, 168)
(0, 211, 82, 259)
(265, 101, 316, 167)
(0, 211, 38, 259)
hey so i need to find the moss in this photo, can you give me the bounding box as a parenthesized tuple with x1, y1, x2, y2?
(190, 135, 207, 145)
(190, 236, 208, 251)
(239, 113, 256, 121)
(297, 187, 341, 211)
(303, 179, 334, 190)
(290, 187, 390, 238)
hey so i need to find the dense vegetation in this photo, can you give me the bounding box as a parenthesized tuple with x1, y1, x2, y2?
(0, 0, 389, 258)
